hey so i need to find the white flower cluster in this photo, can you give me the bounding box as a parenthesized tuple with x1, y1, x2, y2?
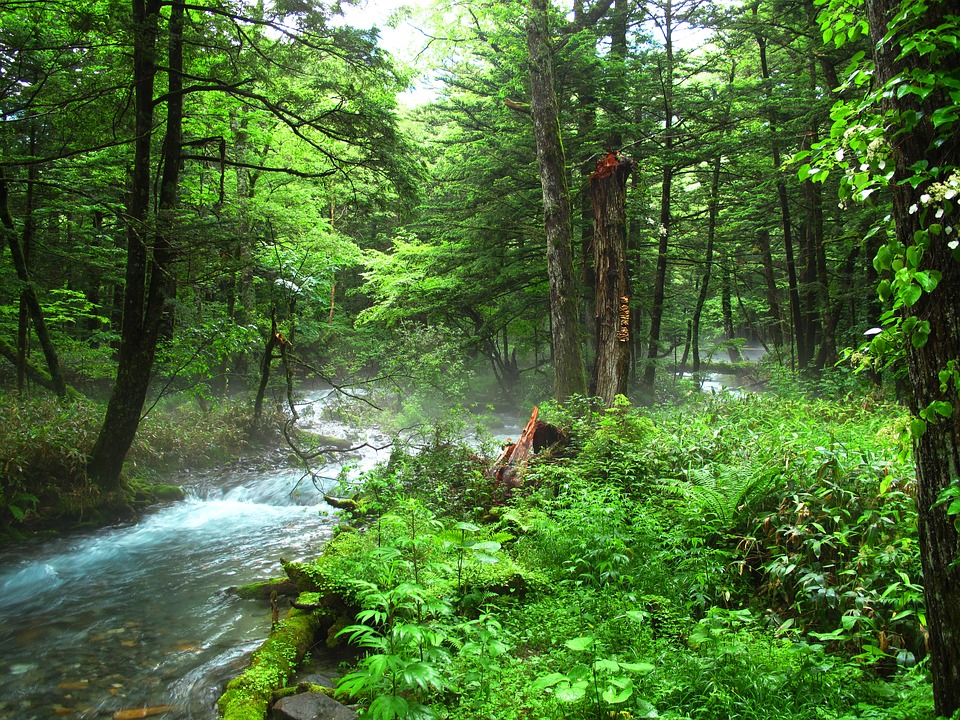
(925, 170, 960, 203)
(865, 137, 887, 165)
(908, 170, 959, 246)
(842, 123, 869, 140)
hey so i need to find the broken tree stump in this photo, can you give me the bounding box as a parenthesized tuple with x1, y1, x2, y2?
(489, 407, 565, 492)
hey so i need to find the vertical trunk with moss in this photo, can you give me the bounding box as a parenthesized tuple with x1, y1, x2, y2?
(865, 0, 960, 714)
(526, 0, 586, 401)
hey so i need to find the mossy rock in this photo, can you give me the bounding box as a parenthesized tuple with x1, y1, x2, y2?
(151, 483, 186, 502)
(127, 479, 186, 508)
(271, 681, 335, 702)
(232, 578, 300, 601)
(459, 551, 548, 599)
(281, 559, 328, 593)
(217, 602, 329, 720)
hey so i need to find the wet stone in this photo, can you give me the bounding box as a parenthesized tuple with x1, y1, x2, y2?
(58, 680, 90, 690)
(272, 692, 356, 720)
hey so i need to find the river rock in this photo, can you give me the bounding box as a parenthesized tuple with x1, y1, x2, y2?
(272, 692, 356, 720)
(294, 673, 336, 688)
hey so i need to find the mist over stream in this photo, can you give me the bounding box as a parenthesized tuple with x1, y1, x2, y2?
(0, 391, 521, 720)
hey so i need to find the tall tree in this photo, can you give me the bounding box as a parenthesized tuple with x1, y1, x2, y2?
(642, 0, 678, 395)
(865, 1, 960, 712)
(589, 151, 632, 404)
(80, 0, 414, 489)
(86, 0, 180, 489)
(526, 0, 587, 400)
(812, 0, 960, 713)
(752, 2, 806, 369)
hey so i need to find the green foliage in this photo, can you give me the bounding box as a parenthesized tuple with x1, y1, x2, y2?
(0, 392, 275, 534)
(316, 397, 933, 720)
(534, 634, 656, 718)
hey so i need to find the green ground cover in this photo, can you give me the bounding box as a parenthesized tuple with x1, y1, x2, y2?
(314, 391, 936, 720)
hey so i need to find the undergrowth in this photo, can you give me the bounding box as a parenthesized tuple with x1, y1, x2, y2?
(323, 391, 937, 720)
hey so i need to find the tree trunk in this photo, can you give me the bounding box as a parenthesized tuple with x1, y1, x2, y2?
(526, 0, 586, 401)
(589, 152, 632, 406)
(756, 228, 784, 352)
(253, 317, 280, 426)
(755, 20, 805, 368)
(719, 249, 741, 363)
(865, 0, 960, 715)
(644, 7, 675, 396)
(692, 154, 722, 374)
(0, 166, 68, 399)
(87, 0, 182, 490)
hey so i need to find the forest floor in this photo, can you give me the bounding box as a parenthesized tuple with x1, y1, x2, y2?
(235, 388, 937, 720)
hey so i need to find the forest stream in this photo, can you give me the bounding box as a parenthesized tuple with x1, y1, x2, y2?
(0, 393, 519, 720)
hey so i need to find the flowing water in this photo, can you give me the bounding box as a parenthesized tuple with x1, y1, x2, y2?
(0, 392, 393, 720)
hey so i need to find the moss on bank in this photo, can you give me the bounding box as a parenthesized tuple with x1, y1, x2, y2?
(217, 600, 330, 720)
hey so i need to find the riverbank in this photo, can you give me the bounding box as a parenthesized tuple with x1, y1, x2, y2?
(227, 392, 936, 720)
(0, 392, 287, 543)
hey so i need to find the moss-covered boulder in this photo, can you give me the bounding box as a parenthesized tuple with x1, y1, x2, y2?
(217, 600, 329, 720)
(231, 578, 300, 601)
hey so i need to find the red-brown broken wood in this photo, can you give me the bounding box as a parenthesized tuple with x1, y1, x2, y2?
(490, 407, 565, 491)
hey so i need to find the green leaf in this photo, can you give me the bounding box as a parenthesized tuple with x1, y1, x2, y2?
(602, 677, 635, 704)
(931, 400, 954, 419)
(618, 661, 656, 674)
(565, 636, 594, 652)
(875, 244, 893, 271)
(775, 617, 795, 636)
(533, 672, 569, 690)
(635, 699, 660, 718)
(367, 695, 409, 720)
(878, 279, 892, 302)
(911, 321, 930, 349)
(555, 680, 588, 703)
(906, 245, 921, 268)
(901, 283, 922, 307)
(910, 417, 927, 440)
(593, 658, 619, 672)
(916, 270, 941, 292)
(469, 540, 501, 553)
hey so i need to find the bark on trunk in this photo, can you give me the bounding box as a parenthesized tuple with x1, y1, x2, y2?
(756, 228, 784, 351)
(643, 7, 675, 397)
(720, 250, 741, 363)
(526, 0, 586, 401)
(589, 151, 632, 406)
(692, 155, 722, 374)
(87, 0, 182, 490)
(755, 20, 805, 368)
(865, 0, 960, 714)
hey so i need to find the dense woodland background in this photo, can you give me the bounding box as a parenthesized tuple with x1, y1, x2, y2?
(0, 0, 909, 410)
